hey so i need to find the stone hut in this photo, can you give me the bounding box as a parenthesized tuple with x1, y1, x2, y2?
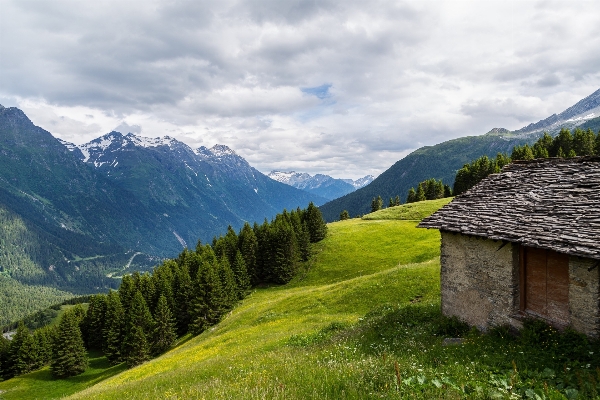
(419, 156, 600, 336)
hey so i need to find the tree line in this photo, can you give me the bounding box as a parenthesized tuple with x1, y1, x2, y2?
(0, 203, 327, 379)
(453, 127, 600, 195)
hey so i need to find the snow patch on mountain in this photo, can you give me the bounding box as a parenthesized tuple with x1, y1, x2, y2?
(267, 171, 375, 200)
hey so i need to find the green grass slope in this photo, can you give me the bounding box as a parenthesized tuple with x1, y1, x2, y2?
(0, 201, 442, 399)
(362, 198, 452, 221)
(3, 200, 597, 399)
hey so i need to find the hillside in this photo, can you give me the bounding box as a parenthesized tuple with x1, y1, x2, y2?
(319, 130, 532, 221)
(1, 199, 598, 399)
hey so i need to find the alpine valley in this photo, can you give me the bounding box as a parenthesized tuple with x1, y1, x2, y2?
(0, 105, 325, 324)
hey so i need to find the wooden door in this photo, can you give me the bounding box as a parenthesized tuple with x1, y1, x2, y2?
(523, 247, 570, 325)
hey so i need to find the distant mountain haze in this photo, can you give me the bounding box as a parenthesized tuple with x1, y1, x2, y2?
(318, 88, 600, 222)
(268, 171, 374, 201)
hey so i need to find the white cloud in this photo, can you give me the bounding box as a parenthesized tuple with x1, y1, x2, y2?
(1, 0, 600, 179)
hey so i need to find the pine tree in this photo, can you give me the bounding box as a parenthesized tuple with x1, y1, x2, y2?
(189, 262, 224, 334)
(415, 184, 426, 202)
(239, 222, 258, 284)
(217, 255, 238, 311)
(270, 219, 298, 284)
(124, 326, 150, 368)
(33, 326, 54, 368)
(394, 195, 400, 206)
(172, 263, 193, 336)
(14, 328, 39, 375)
(103, 290, 125, 365)
(6, 322, 29, 378)
(552, 128, 573, 157)
(0, 334, 10, 379)
(83, 294, 107, 350)
(443, 184, 452, 198)
(231, 250, 251, 299)
(50, 310, 88, 378)
(406, 188, 416, 203)
(121, 291, 154, 366)
(118, 274, 137, 311)
(339, 210, 350, 220)
(304, 202, 327, 242)
(388, 198, 394, 207)
(557, 147, 566, 158)
(152, 295, 176, 356)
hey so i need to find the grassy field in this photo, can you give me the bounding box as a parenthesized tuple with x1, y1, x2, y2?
(1, 199, 598, 399)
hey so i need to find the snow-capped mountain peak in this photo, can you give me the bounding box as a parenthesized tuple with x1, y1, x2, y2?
(267, 171, 375, 201)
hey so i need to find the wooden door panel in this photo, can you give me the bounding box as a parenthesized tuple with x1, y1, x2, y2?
(547, 252, 570, 324)
(525, 247, 547, 315)
(522, 246, 570, 325)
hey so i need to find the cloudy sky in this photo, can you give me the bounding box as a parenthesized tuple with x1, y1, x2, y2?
(1, 0, 600, 179)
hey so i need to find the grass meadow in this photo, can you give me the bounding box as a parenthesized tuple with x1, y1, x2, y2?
(1, 199, 598, 399)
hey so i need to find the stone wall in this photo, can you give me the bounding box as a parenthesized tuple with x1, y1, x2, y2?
(569, 256, 600, 337)
(440, 231, 600, 336)
(440, 231, 519, 331)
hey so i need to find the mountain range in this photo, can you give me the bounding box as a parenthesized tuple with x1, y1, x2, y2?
(267, 171, 374, 201)
(318, 88, 600, 222)
(0, 106, 324, 293)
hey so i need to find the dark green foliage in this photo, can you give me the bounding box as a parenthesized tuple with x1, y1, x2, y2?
(406, 178, 449, 203)
(172, 262, 193, 336)
(511, 144, 534, 160)
(239, 223, 258, 285)
(453, 154, 510, 195)
(231, 250, 251, 299)
(370, 196, 383, 212)
(394, 195, 401, 206)
(103, 290, 125, 365)
(124, 325, 150, 368)
(14, 326, 39, 375)
(0, 334, 9, 378)
(50, 310, 87, 378)
(217, 256, 238, 311)
(304, 202, 327, 243)
(118, 274, 137, 312)
(33, 326, 54, 367)
(406, 188, 416, 203)
(121, 291, 154, 366)
(82, 294, 107, 350)
(189, 262, 224, 335)
(152, 295, 176, 355)
(339, 210, 350, 221)
(573, 128, 596, 156)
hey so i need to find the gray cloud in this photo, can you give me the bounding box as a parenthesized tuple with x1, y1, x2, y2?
(2, 0, 600, 178)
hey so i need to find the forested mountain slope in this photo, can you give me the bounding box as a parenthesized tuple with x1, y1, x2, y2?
(319, 129, 532, 221)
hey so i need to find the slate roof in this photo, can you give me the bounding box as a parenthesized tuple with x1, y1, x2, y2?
(419, 156, 600, 260)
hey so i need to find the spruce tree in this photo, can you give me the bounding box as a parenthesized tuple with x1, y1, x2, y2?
(394, 195, 400, 206)
(124, 326, 149, 368)
(231, 250, 251, 299)
(103, 290, 125, 365)
(406, 188, 416, 203)
(121, 291, 154, 366)
(239, 222, 258, 284)
(172, 263, 193, 336)
(33, 326, 54, 368)
(415, 184, 426, 202)
(152, 295, 176, 355)
(0, 334, 10, 379)
(304, 202, 327, 242)
(217, 255, 238, 311)
(14, 328, 39, 375)
(6, 322, 30, 378)
(83, 294, 107, 350)
(189, 262, 224, 334)
(339, 210, 350, 221)
(50, 310, 88, 378)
